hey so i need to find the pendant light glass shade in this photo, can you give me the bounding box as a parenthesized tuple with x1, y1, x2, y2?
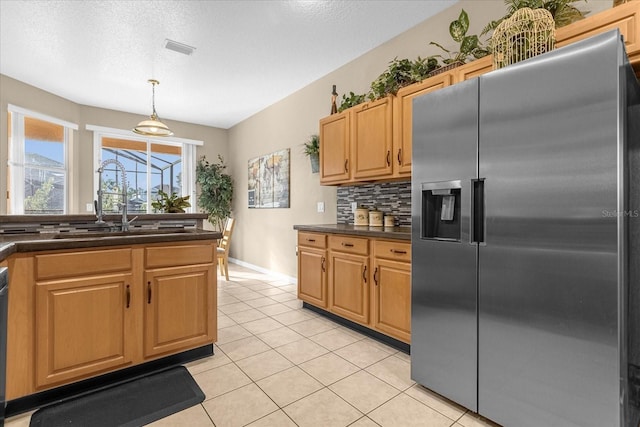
(133, 79, 173, 136)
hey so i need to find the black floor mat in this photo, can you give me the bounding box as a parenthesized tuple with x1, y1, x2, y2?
(29, 366, 204, 427)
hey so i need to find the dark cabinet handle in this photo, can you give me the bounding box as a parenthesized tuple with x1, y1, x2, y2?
(307, 238, 316, 242)
(126, 284, 130, 308)
(373, 267, 379, 286)
(391, 249, 407, 255)
(386, 150, 391, 166)
(363, 265, 367, 283)
(344, 159, 349, 173)
(321, 257, 326, 272)
(147, 281, 152, 304)
(342, 242, 354, 247)
(397, 149, 402, 165)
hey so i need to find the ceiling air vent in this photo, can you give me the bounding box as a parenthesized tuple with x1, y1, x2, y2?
(164, 39, 195, 56)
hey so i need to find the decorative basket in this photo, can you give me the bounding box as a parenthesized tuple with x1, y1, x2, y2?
(491, 8, 556, 70)
(427, 61, 464, 77)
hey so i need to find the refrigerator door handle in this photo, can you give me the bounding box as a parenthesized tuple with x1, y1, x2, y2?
(470, 178, 485, 244)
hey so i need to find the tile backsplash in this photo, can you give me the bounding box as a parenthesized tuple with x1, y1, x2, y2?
(337, 181, 411, 226)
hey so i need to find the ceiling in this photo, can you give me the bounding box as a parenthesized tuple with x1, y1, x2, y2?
(0, 0, 458, 129)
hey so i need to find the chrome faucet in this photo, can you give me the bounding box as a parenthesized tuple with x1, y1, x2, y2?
(96, 159, 135, 231)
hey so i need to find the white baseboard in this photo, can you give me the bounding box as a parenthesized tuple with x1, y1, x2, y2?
(228, 257, 297, 285)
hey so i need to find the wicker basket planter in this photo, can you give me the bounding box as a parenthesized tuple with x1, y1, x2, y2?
(491, 7, 556, 70)
(428, 61, 464, 77)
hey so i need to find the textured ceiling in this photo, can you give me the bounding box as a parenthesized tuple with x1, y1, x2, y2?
(0, 0, 458, 129)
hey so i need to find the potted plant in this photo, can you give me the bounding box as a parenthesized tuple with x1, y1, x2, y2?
(196, 155, 234, 231)
(481, 0, 588, 36)
(151, 190, 191, 213)
(429, 9, 490, 72)
(368, 56, 439, 101)
(338, 91, 367, 112)
(303, 134, 320, 173)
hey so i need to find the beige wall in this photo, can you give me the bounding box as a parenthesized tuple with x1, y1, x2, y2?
(0, 0, 612, 278)
(227, 0, 611, 278)
(0, 74, 228, 215)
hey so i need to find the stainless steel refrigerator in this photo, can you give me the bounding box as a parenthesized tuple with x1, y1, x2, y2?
(411, 30, 640, 427)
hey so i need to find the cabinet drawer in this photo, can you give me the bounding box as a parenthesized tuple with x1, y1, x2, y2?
(146, 243, 214, 268)
(298, 232, 327, 249)
(36, 248, 132, 280)
(374, 240, 411, 262)
(329, 235, 369, 255)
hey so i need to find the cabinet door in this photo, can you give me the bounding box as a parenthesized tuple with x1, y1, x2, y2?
(372, 258, 411, 343)
(320, 111, 351, 184)
(351, 97, 393, 180)
(453, 55, 493, 83)
(144, 264, 215, 358)
(35, 273, 134, 388)
(298, 247, 328, 308)
(394, 75, 453, 176)
(329, 252, 369, 325)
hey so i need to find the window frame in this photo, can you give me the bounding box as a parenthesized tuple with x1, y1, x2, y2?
(86, 124, 202, 214)
(7, 104, 78, 215)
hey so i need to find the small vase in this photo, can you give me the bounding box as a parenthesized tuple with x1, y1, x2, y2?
(309, 153, 319, 174)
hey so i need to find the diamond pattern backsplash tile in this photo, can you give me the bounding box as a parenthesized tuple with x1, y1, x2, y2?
(337, 181, 411, 226)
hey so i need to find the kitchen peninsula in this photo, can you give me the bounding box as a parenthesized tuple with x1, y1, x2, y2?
(0, 214, 220, 417)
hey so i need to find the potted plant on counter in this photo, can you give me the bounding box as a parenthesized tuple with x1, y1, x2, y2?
(151, 190, 191, 213)
(303, 134, 320, 173)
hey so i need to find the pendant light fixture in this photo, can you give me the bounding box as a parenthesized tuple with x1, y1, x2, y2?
(133, 79, 173, 136)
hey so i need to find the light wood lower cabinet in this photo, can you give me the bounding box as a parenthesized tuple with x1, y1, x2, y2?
(144, 264, 215, 358)
(297, 231, 410, 343)
(35, 272, 135, 388)
(329, 251, 370, 324)
(6, 240, 217, 399)
(372, 258, 411, 343)
(297, 232, 328, 307)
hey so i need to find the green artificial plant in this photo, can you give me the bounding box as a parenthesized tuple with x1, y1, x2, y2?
(338, 92, 367, 112)
(481, 0, 588, 36)
(430, 9, 490, 65)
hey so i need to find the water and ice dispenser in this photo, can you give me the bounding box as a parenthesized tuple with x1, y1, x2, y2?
(421, 181, 461, 242)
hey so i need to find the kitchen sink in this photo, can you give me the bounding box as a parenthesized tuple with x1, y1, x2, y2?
(53, 228, 195, 239)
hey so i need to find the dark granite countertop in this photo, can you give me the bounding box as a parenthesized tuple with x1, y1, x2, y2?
(0, 213, 208, 223)
(293, 224, 411, 241)
(0, 229, 221, 263)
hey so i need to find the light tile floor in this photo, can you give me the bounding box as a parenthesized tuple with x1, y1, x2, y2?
(5, 263, 501, 427)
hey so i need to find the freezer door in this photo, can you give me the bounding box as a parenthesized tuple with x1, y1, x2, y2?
(411, 79, 479, 411)
(478, 32, 625, 427)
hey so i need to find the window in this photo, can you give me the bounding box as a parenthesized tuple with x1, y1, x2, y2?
(7, 105, 77, 214)
(88, 125, 200, 214)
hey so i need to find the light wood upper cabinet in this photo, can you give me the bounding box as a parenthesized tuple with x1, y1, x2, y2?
(320, 110, 350, 184)
(35, 272, 135, 389)
(394, 74, 453, 175)
(555, 1, 640, 67)
(453, 56, 493, 83)
(317, 2, 640, 184)
(144, 264, 215, 358)
(298, 232, 328, 308)
(351, 96, 394, 180)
